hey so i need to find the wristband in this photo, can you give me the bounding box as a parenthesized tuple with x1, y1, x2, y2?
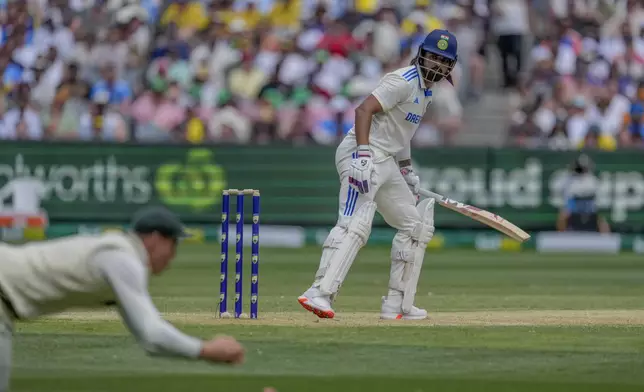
(357, 145, 371, 157)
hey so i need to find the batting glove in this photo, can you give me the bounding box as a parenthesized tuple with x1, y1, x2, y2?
(400, 165, 420, 199)
(348, 145, 374, 195)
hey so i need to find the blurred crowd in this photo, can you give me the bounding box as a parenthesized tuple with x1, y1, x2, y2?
(0, 0, 157, 141)
(2, 0, 644, 150)
(0, 0, 478, 145)
(508, 0, 644, 151)
(131, 0, 473, 145)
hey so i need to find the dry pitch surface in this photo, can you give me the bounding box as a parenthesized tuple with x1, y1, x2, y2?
(48, 309, 644, 327)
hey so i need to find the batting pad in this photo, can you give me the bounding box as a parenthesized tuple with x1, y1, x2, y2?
(388, 198, 435, 313)
(317, 201, 377, 295)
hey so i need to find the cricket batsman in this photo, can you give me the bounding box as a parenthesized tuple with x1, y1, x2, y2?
(298, 30, 458, 320)
(0, 206, 244, 391)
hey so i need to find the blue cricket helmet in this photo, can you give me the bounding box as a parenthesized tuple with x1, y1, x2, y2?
(415, 29, 458, 84)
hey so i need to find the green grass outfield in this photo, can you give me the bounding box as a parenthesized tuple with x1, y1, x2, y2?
(11, 245, 644, 391)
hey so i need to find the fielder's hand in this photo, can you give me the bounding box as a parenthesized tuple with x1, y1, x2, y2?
(200, 335, 245, 365)
(348, 145, 374, 194)
(400, 165, 420, 200)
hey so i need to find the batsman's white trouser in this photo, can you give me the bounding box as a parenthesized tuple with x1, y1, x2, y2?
(0, 302, 12, 392)
(313, 142, 430, 308)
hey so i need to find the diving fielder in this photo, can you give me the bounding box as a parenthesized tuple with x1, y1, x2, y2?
(298, 30, 458, 320)
(0, 206, 244, 391)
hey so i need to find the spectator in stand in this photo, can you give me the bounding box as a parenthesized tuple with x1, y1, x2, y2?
(228, 54, 268, 101)
(160, 0, 209, 35)
(509, 0, 644, 150)
(620, 81, 644, 147)
(0, 0, 475, 145)
(130, 78, 169, 125)
(28, 56, 57, 109)
(490, 0, 530, 89)
(133, 80, 187, 140)
(183, 103, 208, 143)
(401, 0, 445, 37)
(40, 88, 79, 139)
(1, 83, 43, 140)
(507, 109, 542, 148)
(268, 0, 301, 33)
(91, 63, 132, 105)
(224, 2, 263, 31)
(78, 90, 129, 141)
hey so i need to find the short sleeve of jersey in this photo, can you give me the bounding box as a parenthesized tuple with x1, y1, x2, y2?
(371, 73, 412, 112)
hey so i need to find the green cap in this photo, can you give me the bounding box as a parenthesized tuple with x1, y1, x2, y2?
(131, 206, 190, 239)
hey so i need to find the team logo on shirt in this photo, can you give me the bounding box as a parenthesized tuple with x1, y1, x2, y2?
(405, 112, 422, 124)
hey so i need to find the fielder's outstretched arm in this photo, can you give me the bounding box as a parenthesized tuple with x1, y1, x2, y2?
(93, 250, 203, 358)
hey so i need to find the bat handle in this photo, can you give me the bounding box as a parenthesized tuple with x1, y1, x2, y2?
(418, 188, 443, 201)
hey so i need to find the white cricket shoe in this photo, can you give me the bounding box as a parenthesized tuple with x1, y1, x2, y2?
(380, 295, 428, 320)
(297, 287, 335, 319)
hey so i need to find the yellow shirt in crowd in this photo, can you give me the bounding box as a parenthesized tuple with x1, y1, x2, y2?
(186, 118, 206, 143)
(355, 0, 379, 15)
(578, 135, 617, 151)
(401, 14, 444, 36)
(269, 0, 301, 30)
(219, 9, 263, 30)
(161, 2, 209, 31)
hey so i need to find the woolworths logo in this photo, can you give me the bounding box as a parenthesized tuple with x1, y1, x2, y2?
(0, 149, 227, 212)
(155, 149, 227, 210)
(415, 158, 644, 223)
(0, 154, 152, 204)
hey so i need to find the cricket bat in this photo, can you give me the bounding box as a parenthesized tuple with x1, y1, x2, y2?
(418, 188, 531, 243)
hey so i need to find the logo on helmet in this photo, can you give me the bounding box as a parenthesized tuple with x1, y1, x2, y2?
(437, 39, 448, 50)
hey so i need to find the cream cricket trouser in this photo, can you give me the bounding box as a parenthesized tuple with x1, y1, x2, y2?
(334, 147, 421, 241)
(312, 143, 424, 298)
(0, 302, 12, 392)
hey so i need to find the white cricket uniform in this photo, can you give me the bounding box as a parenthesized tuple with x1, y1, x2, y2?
(335, 65, 433, 232)
(0, 233, 202, 391)
(310, 65, 437, 311)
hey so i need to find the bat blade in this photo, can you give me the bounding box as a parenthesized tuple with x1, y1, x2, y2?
(419, 189, 531, 242)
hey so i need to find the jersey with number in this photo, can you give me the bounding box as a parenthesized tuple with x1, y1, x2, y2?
(0, 232, 148, 319)
(346, 65, 434, 156)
